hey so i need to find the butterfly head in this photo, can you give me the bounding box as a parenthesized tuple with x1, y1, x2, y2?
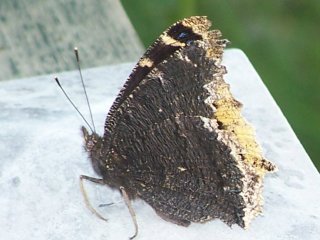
(81, 126, 106, 176)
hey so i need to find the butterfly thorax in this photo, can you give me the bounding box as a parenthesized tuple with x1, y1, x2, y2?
(81, 126, 135, 195)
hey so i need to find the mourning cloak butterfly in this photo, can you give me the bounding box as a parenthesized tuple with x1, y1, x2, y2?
(81, 16, 277, 237)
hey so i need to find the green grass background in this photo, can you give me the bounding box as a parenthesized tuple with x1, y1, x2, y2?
(121, 0, 320, 170)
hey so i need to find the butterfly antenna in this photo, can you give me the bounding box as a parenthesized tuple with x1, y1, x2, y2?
(74, 47, 96, 133)
(55, 77, 94, 133)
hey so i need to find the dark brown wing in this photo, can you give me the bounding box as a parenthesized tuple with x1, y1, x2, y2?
(106, 39, 249, 226)
(105, 29, 276, 227)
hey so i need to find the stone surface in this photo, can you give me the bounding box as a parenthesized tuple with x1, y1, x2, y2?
(0, 0, 144, 81)
(0, 49, 319, 239)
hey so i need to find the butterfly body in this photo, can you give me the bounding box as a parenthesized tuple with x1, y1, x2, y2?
(82, 16, 276, 229)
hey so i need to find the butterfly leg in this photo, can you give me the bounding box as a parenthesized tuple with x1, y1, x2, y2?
(120, 186, 139, 240)
(79, 175, 108, 221)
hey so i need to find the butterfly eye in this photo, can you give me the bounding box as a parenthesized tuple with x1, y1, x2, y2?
(177, 32, 188, 39)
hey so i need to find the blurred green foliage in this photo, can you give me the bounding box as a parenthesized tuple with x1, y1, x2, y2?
(121, 0, 320, 171)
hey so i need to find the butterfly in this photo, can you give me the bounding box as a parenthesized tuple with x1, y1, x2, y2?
(80, 16, 277, 239)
